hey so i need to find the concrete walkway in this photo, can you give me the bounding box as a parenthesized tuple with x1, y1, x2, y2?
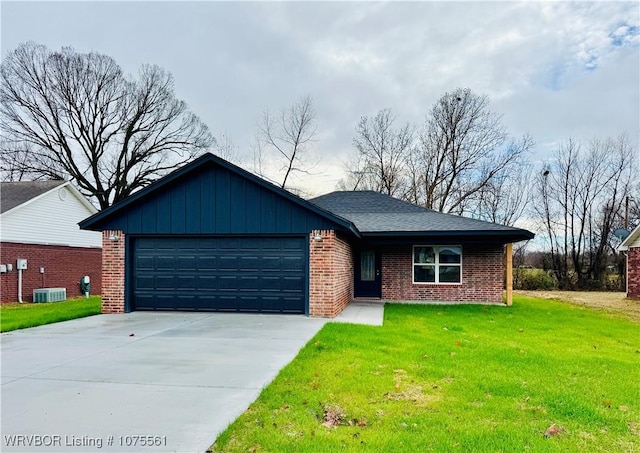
(1, 312, 326, 453)
(332, 301, 385, 326)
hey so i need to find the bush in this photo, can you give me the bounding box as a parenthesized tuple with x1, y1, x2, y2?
(514, 268, 558, 290)
(603, 273, 624, 292)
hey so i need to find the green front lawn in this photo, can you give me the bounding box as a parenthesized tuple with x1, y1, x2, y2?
(212, 296, 639, 452)
(0, 296, 102, 332)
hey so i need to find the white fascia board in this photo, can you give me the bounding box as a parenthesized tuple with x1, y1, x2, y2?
(620, 225, 640, 250)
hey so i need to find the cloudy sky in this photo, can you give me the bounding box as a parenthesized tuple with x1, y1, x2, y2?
(2, 1, 639, 196)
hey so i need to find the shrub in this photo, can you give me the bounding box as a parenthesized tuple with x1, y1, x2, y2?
(603, 273, 624, 292)
(514, 268, 558, 290)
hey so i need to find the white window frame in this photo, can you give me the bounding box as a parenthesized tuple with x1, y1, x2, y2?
(412, 245, 462, 285)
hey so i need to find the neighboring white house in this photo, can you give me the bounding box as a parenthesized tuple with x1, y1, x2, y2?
(0, 181, 102, 302)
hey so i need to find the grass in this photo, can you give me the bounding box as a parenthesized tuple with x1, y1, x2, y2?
(211, 296, 640, 452)
(0, 296, 102, 332)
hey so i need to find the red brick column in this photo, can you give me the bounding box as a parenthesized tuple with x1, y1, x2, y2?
(627, 248, 640, 299)
(308, 230, 353, 317)
(101, 230, 126, 313)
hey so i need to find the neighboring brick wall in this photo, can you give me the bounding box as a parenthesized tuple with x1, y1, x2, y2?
(627, 247, 640, 299)
(309, 230, 354, 317)
(101, 230, 126, 313)
(382, 244, 504, 303)
(0, 242, 101, 303)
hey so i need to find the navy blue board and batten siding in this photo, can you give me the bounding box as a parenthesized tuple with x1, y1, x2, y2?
(99, 165, 341, 235)
(80, 155, 357, 314)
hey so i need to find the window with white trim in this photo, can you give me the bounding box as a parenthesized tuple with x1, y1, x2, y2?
(413, 246, 462, 284)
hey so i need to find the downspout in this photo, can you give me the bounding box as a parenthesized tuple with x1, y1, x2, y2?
(17, 268, 23, 303)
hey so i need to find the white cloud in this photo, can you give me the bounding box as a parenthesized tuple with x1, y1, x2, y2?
(1, 1, 638, 195)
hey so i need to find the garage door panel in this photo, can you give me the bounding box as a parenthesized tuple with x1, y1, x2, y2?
(217, 295, 240, 311)
(136, 256, 155, 270)
(197, 276, 217, 290)
(132, 237, 306, 313)
(281, 296, 305, 312)
(283, 238, 304, 250)
(134, 294, 155, 310)
(239, 296, 259, 311)
(156, 241, 175, 251)
(177, 256, 197, 270)
(282, 256, 304, 271)
(136, 275, 155, 291)
(218, 255, 238, 270)
(218, 238, 239, 249)
(239, 276, 259, 290)
(155, 295, 179, 310)
(156, 277, 175, 290)
(219, 276, 238, 290)
(177, 276, 196, 290)
(197, 256, 217, 270)
(196, 295, 217, 310)
(261, 276, 280, 291)
(261, 256, 281, 270)
(282, 276, 304, 291)
(157, 256, 175, 270)
(240, 256, 261, 271)
(238, 238, 260, 250)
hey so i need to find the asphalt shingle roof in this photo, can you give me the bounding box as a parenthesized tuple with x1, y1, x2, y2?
(0, 181, 65, 214)
(309, 190, 533, 238)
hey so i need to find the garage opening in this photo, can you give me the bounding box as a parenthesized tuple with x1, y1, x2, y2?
(132, 236, 306, 313)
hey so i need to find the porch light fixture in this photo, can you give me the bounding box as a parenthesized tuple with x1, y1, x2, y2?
(108, 234, 120, 242)
(314, 234, 323, 242)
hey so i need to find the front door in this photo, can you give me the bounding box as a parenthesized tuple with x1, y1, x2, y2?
(354, 250, 382, 298)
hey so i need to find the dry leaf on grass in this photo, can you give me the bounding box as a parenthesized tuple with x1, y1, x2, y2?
(321, 403, 345, 428)
(544, 424, 566, 438)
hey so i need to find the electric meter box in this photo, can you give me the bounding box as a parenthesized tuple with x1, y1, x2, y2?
(16, 259, 27, 270)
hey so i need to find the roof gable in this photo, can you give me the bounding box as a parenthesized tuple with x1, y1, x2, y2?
(1, 180, 65, 214)
(1, 181, 100, 247)
(1, 181, 97, 217)
(80, 153, 358, 236)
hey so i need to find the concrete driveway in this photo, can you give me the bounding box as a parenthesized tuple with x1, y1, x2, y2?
(1, 312, 327, 453)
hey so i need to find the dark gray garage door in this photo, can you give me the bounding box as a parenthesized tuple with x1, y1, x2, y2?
(132, 237, 306, 313)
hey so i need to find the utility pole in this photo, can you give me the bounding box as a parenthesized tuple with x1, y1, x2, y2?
(626, 195, 630, 230)
(626, 196, 635, 230)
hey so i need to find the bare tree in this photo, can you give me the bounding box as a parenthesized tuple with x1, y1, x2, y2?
(0, 141, 39, 181)
(213, 131, 240, 163)
(414, 88, 532, 214)
(0, 42, 213, 208)
(533, 135, 636, 289)
(336, 151, 371, 191)
(345, 109, 413, 197)
(257, 95, 317, 189)
(472, 162, 532, 226)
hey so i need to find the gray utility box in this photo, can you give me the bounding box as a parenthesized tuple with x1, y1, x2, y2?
(33, 288, 67, 303)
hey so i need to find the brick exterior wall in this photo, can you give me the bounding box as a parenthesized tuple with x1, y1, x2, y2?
(93, 229, 506, 316)
(309, 230, 354, 317)
(101, 230, 126, 313)
(627, 247, 640, 299)
(0, 242, 101, 303)
(381, 244, 505, 303)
